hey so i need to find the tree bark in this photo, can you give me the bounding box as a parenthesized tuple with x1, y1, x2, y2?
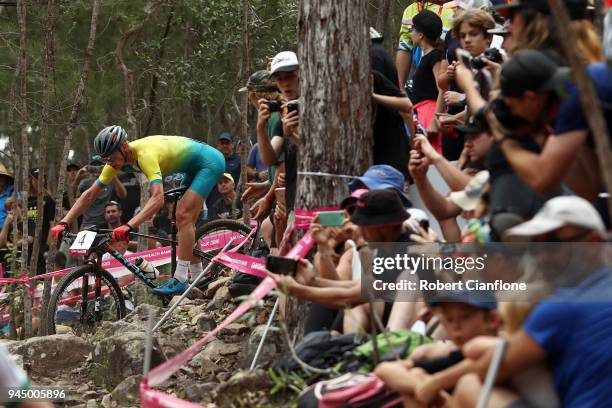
(287, 0, 373, 341)
(548, 0, 612, 219)
(239, 0, 251, 222)
(16, 0, 32, 338)
(39, 0, 55, 335)
(375, 0, 392, 41)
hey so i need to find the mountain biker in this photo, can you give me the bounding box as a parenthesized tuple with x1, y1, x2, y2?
(51, 126, 225, 296)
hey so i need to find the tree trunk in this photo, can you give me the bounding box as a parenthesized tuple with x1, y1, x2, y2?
(239, 0, 251, 222)
(16, 0, 32, 339)
(375, 0, 392, 41)
(548, 0, 612, 219)
(39, 0, 55, 335)
(297, 0, 373, 208)
(288, 0, 373, 341)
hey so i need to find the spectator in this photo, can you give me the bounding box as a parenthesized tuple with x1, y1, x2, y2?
(246, 143, 268, 182)
(451, 197, 612, 408)
(206, 132, 241, 210)
(65, 161, 80, 203)
(349, 164, 412, 207)
(77, 158, 127, 227)
(396, 0, 456, 90)
(0, 163, 14, 228)
(410, 10, 447, 153)
(272, 190, 415, 330)
(96, 201, 137, 252)
(370, 27, 399, 85)
(117, 172, 141, 223)
(0, 197, 33, 252)
(208, 173, 243, 221)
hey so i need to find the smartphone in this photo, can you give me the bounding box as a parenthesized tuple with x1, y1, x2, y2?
(274, 187, 286, 206)
(456, 48, 472, 68)
(285, 99, 299, 114)
(266, 255, 297, 275)
(318, 210, 345, 227)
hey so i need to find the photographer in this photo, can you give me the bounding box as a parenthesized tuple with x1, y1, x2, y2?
(77, 158, 127, 227)
(254, 51, 300, 246)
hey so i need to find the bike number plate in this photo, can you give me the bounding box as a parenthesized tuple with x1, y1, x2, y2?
(69, 231, 97, 256)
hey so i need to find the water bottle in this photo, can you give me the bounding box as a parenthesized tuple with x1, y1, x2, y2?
(134, 257, 159, 280)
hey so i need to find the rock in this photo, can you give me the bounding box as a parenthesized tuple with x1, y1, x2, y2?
(214, 369, 272, 407)
(187, 304, 207, 319)
(212, 286, 230, 301)
(101, 394, 112, 408)
(169, 296, 197, 307)
(9, 334, 92, 376)
(55, 325, 74, 335)
(91, 331, 165, 389)
(238, 324, 280, 369)
(219, 343, 242, 356)
(191, 313, 216, 332)
(76, 383, 89, 394)
(110, 375, 141, 406)
(222, 323, 248, 336)
(183, 382, 216, 402)
(86, 399, 97, 408)
(186, 287, 206, 300)
(205, 298, 225, 311)
(204, 277, 231, 298)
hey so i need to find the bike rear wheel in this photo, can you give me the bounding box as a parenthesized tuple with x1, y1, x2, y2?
(192, 219, 254, 290)
(46, 264, 127, 336)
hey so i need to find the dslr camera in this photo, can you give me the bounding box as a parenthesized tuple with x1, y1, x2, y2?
(265, 100, 282, 112)
(471, 48, 503, 70)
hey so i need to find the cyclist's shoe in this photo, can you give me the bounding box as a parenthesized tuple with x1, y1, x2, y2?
(153, 278, 188, 297)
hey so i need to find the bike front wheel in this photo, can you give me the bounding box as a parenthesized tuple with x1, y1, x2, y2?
(45, 264, 127, 336)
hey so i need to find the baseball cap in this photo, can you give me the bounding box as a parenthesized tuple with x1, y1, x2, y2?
(350, 189, 409, 226)
(217, 132, 233, 142)
(500, 49, 571, 98)
(0, 163, 14, 182)
(412, 10, 443, 42)
(488, 21, 510, 35)
(428, 290, 497, 310)
(340, 188, 369, 211)
(504, 196, 606, 238)
(449, 171, 490, 211)
(496, 0, 587, 20)
(349, 165, 412, 207)
(270, 51, 299, 76)
(221, 173, 235, 184)
(30, 168, 40, 179)
(455, 116, 489, 136)
(238, 70, 279, 93)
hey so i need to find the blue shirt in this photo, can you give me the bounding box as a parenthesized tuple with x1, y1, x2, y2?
(523, 268, 612, 407)
(246, 144, 268, 174)
(0, 184, 14, 227)
(554, 63, 612, 144)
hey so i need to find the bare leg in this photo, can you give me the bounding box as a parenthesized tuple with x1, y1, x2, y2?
(176, 190, 204, 263)
(450, 373, 521, 408)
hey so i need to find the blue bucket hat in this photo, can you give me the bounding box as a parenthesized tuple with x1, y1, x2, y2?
(349, 165, 412, 207)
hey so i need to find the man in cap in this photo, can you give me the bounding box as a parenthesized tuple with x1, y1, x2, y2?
(208, 173, 243, 221)
(206, 132, 241, 211)
(0, 163, 14, 228)
(349, 164, 412, 208)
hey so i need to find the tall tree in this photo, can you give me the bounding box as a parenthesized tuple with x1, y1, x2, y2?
(375, 0, 392, 40)
(16, 0, 33, 338)
(239, 0, 251, 222)
(288, 0, 373, 340)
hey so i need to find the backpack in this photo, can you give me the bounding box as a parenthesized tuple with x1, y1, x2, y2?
(297, 372, 402, 408)
(344, 329, 432, 373)
(271, 331, 367, 375)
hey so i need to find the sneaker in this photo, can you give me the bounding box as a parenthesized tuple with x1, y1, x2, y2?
(152, 278, 189, 297)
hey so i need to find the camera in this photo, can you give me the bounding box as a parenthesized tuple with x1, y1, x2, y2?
(265, 100, 281, 112)
(286, 99, 299, 114)
(490, 96, 530, 130)
(266, 255, 297, 276)
(471, 48, 503, 70)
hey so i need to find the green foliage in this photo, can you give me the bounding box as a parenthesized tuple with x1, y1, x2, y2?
(0, 0, 298, 187)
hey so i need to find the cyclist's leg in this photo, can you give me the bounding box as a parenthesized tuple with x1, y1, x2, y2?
(154, 145, 224, 295)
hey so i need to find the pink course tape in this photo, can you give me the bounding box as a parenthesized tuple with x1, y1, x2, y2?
(146, 276, 277, 387)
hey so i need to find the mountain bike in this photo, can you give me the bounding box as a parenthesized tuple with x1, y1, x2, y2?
(45, 186, 254, 336)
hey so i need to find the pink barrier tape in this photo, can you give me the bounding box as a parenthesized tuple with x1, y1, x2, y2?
(286, 232, 315, 259)
(212, 252, 267, 279)
(146, 276, 276, 387)
(141, 382, 203, 408)
(198, 231, 249, 253)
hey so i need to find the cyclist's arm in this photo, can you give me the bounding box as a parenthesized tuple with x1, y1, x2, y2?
(60, 182, 103, 225)
(127, 182, 164, 228)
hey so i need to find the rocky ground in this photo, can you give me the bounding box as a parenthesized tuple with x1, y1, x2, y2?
(1, 277, 289, 407)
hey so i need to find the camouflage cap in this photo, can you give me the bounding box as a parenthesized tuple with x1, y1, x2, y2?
(238, 70, 279, 93)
